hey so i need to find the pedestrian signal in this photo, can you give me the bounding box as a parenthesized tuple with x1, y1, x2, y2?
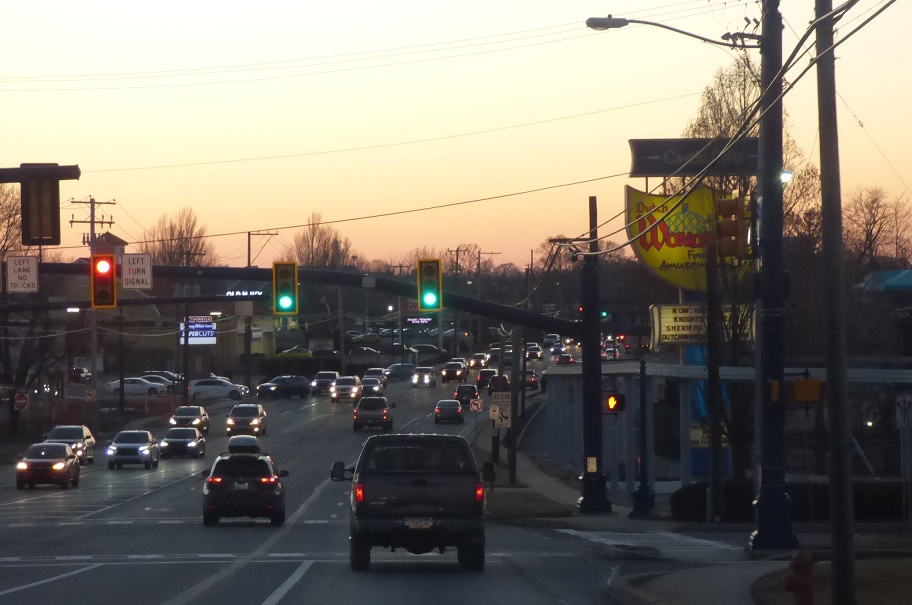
(90, 254, 117, 308)
(272, 262, 298, 315)
(605, 393, 626, 414)
(417, 259, 443, 311)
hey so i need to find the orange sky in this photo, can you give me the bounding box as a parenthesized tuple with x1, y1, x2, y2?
(3, 1, 909, 269)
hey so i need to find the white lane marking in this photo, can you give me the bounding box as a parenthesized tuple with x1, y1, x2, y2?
(0, 564, 101, 596)
(159, 477, 332, 605)
(260, 561, 313, 605)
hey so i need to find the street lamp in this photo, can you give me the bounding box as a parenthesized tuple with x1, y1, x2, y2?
(586, 15, 759, 48)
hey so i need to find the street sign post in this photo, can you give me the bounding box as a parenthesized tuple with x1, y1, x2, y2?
(491, 392, 511, 428)
(13, 392, 28, 411)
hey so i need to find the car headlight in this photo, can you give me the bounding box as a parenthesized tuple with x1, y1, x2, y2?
(52, 462, 66, 470)
(139, 446, 150, 454)
(169, 418, 177, 425)
(161, 441, 169, 447)
(188, 441, 198, 448)
(227, 418, 235, 425)
(250, 418, 260, 425)
(16, 462, 27, 470)
(107, 446, 117, 455)
(192, 418, 200, 425)
(330, 387, 337, 393)
(72, 442, 83, 449)
(311, 381, 317, 387)
(412, 376, 418, 383)
(268, 385, 278, 391)
(423, 376, 430, 384)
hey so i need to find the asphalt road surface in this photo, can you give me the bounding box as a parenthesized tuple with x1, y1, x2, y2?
(0, 370, 636, 605)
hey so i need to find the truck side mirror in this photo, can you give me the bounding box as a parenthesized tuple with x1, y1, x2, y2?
(330, 460, 348, 481)
(482, 461, 497, 483)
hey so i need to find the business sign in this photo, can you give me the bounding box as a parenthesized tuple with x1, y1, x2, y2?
(649, 304, 756, 347)
(121, 253, 152, 290)
(180, 315, 216, 345)
(6, 256, 38, 293)
(628, 138, 759, 177)
(626, 185, 718, 292)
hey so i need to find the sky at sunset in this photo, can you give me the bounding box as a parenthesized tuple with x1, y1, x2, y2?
(3, 1, 908, 270)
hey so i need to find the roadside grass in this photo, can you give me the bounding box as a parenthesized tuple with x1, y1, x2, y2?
(752, 559, 912, 604)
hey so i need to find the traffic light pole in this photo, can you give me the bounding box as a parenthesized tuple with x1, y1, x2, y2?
(578, 196, 610, 513)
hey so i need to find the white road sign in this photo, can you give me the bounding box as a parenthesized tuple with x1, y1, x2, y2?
(121, 253, 152, 290)
(491, 400, 511, 429)
(7, 256, 38, 293)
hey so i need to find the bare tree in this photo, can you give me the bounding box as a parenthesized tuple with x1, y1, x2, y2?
(281, 212, 356, 267)
(138, 207, 219, 266)
(844, 186, 893, 270)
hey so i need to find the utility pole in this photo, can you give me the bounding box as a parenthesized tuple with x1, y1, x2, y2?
(247, 230, 277, 388)
(447, 247, 470, 356)
(750, 0, 798, 550)
(816, 0, 855, 601)
(69, 196, 115, 250)
(392, 264, 408, 362)
(476, 251, 500, 347)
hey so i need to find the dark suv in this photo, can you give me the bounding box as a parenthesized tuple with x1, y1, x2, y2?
(44, 425, 96, 465)
(226, 403, 267, 436)
(311, 371, 340, 396)
(169, 405, 210, 434)
(454, 384, 480, 407)
(201, 451, 288, 526)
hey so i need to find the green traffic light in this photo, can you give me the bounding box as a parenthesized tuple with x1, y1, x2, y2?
(601, 310, 608, 318)
(422, 292, 438, 307)
(278, 295, 294, 310)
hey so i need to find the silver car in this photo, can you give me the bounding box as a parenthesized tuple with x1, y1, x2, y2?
(107, 430, 160, 470)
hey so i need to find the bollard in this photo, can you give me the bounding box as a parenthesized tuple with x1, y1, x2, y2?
(781, 549, 815, 605)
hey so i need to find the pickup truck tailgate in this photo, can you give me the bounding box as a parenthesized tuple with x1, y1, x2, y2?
(357, 472, 479, 517)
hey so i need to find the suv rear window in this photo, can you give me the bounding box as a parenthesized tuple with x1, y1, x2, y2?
(364, 441, 473, 472)
(457, 386, 477, 395)
(212, 457, 271, 478)
(358, 398, 387, 411)
(46, 427, 84, 439)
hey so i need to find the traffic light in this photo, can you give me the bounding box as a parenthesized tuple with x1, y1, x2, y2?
(417, 259, 443, 311)
(605, 393, 626, 414)
(90, 254, 117, 309)
(272, 262, 298, 315)
(716, 196, 748, 259)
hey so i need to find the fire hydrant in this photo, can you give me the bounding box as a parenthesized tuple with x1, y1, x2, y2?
(781, 549, 815, 605)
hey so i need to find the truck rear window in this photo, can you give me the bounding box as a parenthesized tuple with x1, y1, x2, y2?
(363, 442, 473, 473)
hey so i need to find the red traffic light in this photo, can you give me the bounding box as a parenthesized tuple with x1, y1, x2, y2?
(94, 257, 112, 274)
(90, 254, 117, 308)
(605, 393, 626, 414)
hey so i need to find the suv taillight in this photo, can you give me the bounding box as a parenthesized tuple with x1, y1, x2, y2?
(354, 483, 364, 503)
(475, 482, 484, 502)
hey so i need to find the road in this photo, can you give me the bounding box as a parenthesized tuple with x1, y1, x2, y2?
(0, 370, 640, 605)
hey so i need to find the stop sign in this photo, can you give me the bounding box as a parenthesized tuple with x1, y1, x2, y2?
(13, 392, 28, 411)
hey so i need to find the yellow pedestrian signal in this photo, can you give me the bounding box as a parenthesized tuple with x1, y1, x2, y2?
(417, 259, 443, 312)
(605, 393, 626, 414)
(272, 262, 298, 315)
(90, 254, 117, 309)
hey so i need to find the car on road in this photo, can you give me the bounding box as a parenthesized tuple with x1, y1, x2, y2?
(311, 371, 340, 395)
(542, 334, 561, 348)
(277, 345, 313, 357)
(361, 377, 385, 394)
(362, 367, 388, 386)
(521, 369, 539, 390)
(16, 442, 81, 489)
(201, 450, 288, 526)
(434, 399, 464, 424)
(555, 353, 576, 365)
(257, 375, 311, 399)
(107, 430, 160, 470)
(226, 403, 268, 436)
(43, 424, 96, 465)
(476, 368, 498, 389)
(352, 396, 395, 432)
(525, 345, 544, 361)
(351, 333, 381, 346)
(348, 346, 381, 356)
(487, 374, 510, 396)
(468, 353, 488, 369)
(441, 361, 469, 383)
(330, 376, 362, 404)
(412, 343, 447, 361)
(454, 384, 480, 407)
(227, 435, 261, 453)
(384, 363, 416, 382)
(104, 377, 161, 397)
(160, 427, 206, 458)
(411, 367, 437, 388)
(188, 378, 247, 401)
(602, 347, 620, 361)
(169, 405, 210, 434)
(549, 343, 566, 355)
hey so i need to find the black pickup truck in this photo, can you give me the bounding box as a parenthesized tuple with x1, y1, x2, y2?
(331, 433, 496, 571)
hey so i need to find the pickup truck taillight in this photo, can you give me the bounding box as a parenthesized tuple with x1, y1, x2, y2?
(353, 410, 358, 420)
(354, 483, 364, 503)
(475, 482, 484, 503)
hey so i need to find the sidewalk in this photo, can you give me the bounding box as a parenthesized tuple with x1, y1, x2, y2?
(470, 397, 912, 605)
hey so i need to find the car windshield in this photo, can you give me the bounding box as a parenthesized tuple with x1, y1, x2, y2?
(457, 386, 476, 395)
(362, 378, 380, 385)
(25, 444, 68, 458)
(174, 406, 201, 417)
(165, 428, 198, 439)
(212, 457, 271, 478)
(336, 377, 357, 386)
(416, 368, 433, 374)
(113, 432, 149, 444)
(230, 406, 258, 417)
(364, 369, 383, 377)
(445, 363, 462, 369)
(315, 372, 337, 380)
(437, 400, 459, 409)
(46, 427, 83, 439)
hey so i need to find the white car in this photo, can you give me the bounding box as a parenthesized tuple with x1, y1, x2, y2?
(140, 374, 178, 393)
(188, 378, 247, 401)
(104, 377, 161, 396)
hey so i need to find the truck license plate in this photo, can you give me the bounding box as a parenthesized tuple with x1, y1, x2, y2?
(405, 517, 433, 529)
(234, 482, 248, 490)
